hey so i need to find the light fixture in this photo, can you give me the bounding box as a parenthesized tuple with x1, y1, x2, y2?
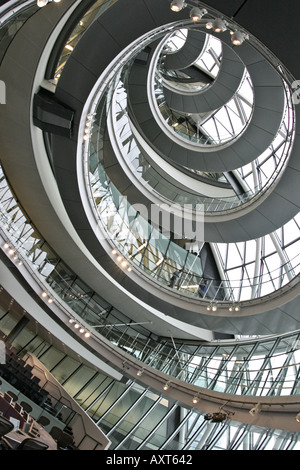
(41, 292, 47, 298)
(163, 381, 171, 391)
(190, 7, 207, 22)
(229, 304, 241, 312)
(249, 403, 261, 416)
(192, 395, 200, 404)
(37, 0, 61, 6)
(170, 0, 185, 12)
(37, 0, 49, 6)
(296, 412, 300, 423)
(47, 298, 53, 304)
(206, 304, 212, 311)
(136, 369, 144, 377)
(212, 18, 227, 33)
(3, 243, 9, 249)
(74, 323, 80, 329)
(87, 113, 96, 120)
(212, 304, 217, 312)
(79, 327, 85, 334)
(112, 249, 117, 255)
(68, 318, 74, 324)
(84, 332, 91, 338)
(205, 21, 213, 30)
(231, 31, 247, 46)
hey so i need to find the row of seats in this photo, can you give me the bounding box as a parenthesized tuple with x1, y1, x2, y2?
(0, 391, 42, 436)
(0, 337, 77, 450)
(0, 391, 77, 450)
(0, 414, 48, 450)
(0, 345, 50, 407)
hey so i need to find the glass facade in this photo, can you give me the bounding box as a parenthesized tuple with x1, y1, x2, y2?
(0, 306, 299, 450)
(0, 0, 300, 452)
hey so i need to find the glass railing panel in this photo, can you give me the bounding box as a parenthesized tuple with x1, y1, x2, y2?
(0, 2, 38, 65)
(1, 138, 300, 397)
(111, 72, 295, 217)
(53, 0, 117, 81)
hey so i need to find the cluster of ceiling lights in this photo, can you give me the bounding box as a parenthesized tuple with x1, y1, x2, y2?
(41, 290, 54, 304)
(112, 249, 132, 272)
(83, 113, 96, 141)
(41, 292, 91, 338)
(206, 303, 217, 312)
(170, 1, 248, 46)
(228, 304, 241, 312)
(206, 303, 241, 312)
(68, 317, 91, 338)
(37, 0, 61, 7)
(3, 243, 23, 266)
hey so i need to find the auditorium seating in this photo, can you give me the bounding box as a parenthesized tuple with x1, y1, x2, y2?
(0, 344, 50, 408)
(0, 339, 77, 450)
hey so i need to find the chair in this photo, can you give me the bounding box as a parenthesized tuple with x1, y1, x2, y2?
(0, 396, 11, 416)
(4, 392, 13, 404)
(7, 391, 18, 402)
(0, 415, 14, 437)
(49, 426, 62, 439)
(16, 438, 48, 450)
(57, 432, 74, 449)
(20, 402, 32, 413)
(37, 416, 50, 427)
(14, 402, 23, 414)
(22, 410, 29, 422)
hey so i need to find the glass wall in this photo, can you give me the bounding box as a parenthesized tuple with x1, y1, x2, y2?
(0, 307, 299, 450)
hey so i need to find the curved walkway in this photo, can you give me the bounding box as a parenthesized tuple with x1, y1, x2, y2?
(163, 31, 246, 114)
(1, 0, 300, 336)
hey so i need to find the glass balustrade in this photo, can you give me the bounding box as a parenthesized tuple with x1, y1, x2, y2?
(0, 1, 38, 65)
(108, 63, 294, 214)
(1, 308, 299, 449)
(84, 79, 299, 305)
(1, 162, 300, 399)
(53, 0, 117, 81)
(1, 0, 300, 403)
